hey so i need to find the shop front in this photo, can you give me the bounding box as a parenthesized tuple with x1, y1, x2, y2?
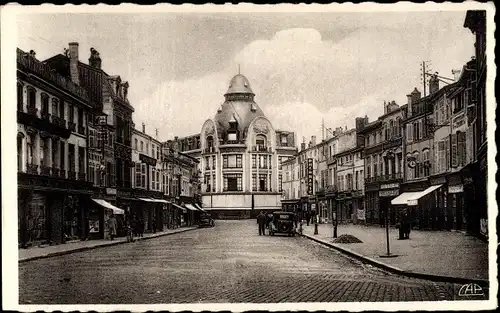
(90, 198, 125, 240)
(364, 182, 380, 225)
(351, 190, 364, 225)
(336, 192, 352, 224)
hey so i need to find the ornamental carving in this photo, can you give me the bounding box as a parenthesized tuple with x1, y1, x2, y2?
(204, 125, 215, 137)
(253, 120, 269, 134)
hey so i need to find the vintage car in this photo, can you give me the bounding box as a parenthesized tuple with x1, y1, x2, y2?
(268, 211, 297, 236)
(199, 213, 215, 228)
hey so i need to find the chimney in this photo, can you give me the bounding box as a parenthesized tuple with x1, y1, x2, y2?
(411, 88, 421, 103)
(406, 93, 412, 107)
(301, 142, 306, 151)
(68, 42, 80, 85)
(429, 74, 439, 95)
(355, 117, 367, 131)
(89, 47, 102, 69)
(142, 122, 145, 133)
(311, 136, 316, 146)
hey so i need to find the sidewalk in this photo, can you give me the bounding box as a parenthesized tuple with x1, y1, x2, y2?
(19, 226, 198, 263)
(300, 223, 489, 284)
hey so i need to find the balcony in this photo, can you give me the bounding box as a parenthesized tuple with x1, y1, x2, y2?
(78, 172, 86, 181)
(27, 106, 38, 116)
(77, 125, 85, 135)
(204, 147, 215, 154)
(51, 115, 67, 129)
(68, 122, 76, 132)
(68, 170, 77, 180)
(41, 111, 51, 121)
(26, 163, 38, 175)
(51, 168, 60, 178)
(40, 165, 51, 176)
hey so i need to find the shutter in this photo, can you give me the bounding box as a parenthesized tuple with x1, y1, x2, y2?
(451, 134, 458, 167)
(458, 132, 467, 166)
(407, 124, 413, 141)
(444, 138, 450, 170)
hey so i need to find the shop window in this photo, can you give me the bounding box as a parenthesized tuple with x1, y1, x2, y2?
(26, 193, 47, 244)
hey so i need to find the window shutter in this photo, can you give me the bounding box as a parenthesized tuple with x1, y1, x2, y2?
(444, 137, 450, 170)
(407, 124, 413, 141)
(457, 131, 467, 166)
(451, 134, 458, 167)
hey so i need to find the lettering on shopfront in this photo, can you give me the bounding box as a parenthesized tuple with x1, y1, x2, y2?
(448, 185, 464, 194)
(379, 189, 399, 197)
(307, 158, 313, 195)
(380, 183, 399, 190)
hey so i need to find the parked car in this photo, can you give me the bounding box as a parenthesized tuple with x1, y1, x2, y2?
(199, 213, 215, 228)
(268, 211, 297, 236)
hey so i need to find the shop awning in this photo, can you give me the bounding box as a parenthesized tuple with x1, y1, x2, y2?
(391, 192, 422, 206)
(92, 199, 125, 215)
(138, 197, 157, 203)
(149, 198, 170, 204)
(171, 202, 187, 213)
(185, 204, 198, 211)
(407, 184, 443, 206)
(194, 203, 207, 212)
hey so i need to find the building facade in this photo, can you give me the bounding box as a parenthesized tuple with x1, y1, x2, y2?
(170, 74, 297, 219)
(17, 48, 93, 247)
(463, 10, 488, 238)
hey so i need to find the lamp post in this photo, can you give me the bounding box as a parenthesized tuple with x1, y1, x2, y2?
(380, 150, 398, 258)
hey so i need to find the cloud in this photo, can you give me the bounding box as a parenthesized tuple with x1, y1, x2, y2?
(136, 25, 474, 142)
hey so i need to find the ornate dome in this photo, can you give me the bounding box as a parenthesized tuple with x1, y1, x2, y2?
(225, 74, 254, 96)
(214, 74, 266, 141)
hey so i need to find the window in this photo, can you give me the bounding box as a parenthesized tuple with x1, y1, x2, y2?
(278, 156, 283, 170)
(407, 123, 413, 141)
(41, 93, 49, 115)
(135, 163, 143, 188)
(52, 99, 59, 118)
(450, 133, 458, 168)
(457, 131, 467, 167)
(146, 143, 149, 154)
(78, 146, 85, 175)
(423, 149, 430, 176)
(140, 141, 144, 152)
(223, 154, 242, 168)
(223, 173, 242, 191)
(68, 144, 75, 172)
(252, 174, 257, 191)
(59, 100, 65, 120)
(134, 139, 138, 150)
(268, 155, 272, 169)
(152, 168, 156, 190)
(252, 155, 257, 168)
(17, 83, 23, 111)
(157, 146, 160, 159)
(355, 171, 359, 189)
(206, 136, 214, 149)
(27, 86, 36, 109)
(259, 155, 268, 169)
(59, 142, 65, 173)
(205, 156, 210, 170)
(156, 170, 160, 190)
(78, 107, 84, 132)
(278, 174, 283, 192)
(437, 141, 446, 173)
(281, 134, 288, 145)
(259, 174, 267, 191)
(366, 156, 371, 178)
(69, 105, 74, 123)
(227, 132, 237, 142)
(212, 156, 216, 170)
(204, 174, 211, 192)
(256, 134, 266, 151)
(17, 135, 23, 171)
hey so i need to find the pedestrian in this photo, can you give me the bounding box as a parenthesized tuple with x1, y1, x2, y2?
(108, 213, 117, 240)
(140, 218, 145, 237)
(305, 211, 310, 226)
(152, 217, 156, 233)
(131, 215, 138, 237)
(257, 211, 266, 236)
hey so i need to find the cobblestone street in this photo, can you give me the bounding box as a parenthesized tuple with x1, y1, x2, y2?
(20, 220, 466, 304)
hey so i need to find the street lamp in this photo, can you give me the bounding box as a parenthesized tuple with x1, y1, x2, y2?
(380, 150, 398, 258)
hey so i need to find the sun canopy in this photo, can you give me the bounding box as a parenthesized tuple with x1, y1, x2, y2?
(407, 185, 443, 206)
(185, 204, 198, 211)
(391, 192, 422, 206)
(194, 203, 207, 212)
(171, 202, 187, 213)
(92, 199, 125, 215)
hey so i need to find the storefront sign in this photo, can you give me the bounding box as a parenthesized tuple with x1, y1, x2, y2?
(379, 189, 399, 197)
(117, 190, 131, 198)
(408, 199, 418, 206)
(357, 209, 366, 220)
(307, 158, 313, 195)
(448, 185, 464, 194)
(139, 153, 157, 166)
(106, 188, 116, 195)
(380, 183, 399, 190)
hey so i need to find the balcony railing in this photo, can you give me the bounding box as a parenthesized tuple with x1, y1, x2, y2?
(27, 106, 38, 116)
(51, 115, 67, 128)
(41, 111, 51, 121)
(51, 168, 60, 178)
(68, 170, 77, 180)
(68, 122, 76, 132)
(26, 163, 38, 175)
(40, 165, 51, 176)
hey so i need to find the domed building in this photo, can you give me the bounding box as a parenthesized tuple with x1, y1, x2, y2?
(167, 74, 298, 219)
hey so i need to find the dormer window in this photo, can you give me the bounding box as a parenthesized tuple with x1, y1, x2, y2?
(227, 133, 237, 142)
(256, 134, 266, 151)
(281, 134, 288, 145)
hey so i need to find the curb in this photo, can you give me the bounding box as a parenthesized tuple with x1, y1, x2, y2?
(19, 227, 198, 263)
(300, 232, 489, 287)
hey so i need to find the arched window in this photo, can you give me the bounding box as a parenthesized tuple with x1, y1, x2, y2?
(17, 83, 24, 112)
(52, 98, 59, 118)
(41, 93, 49, 116)
(134, 138, 138, 150)
(206, 136, 214, 149)
(256, 134, 266, 151)
(27, 86, 36, 113)
(389, 120, 394, 139)
(383, 123, 388, 141)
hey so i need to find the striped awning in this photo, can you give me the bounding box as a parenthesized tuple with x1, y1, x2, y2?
(185, 204, 198, 211)
(171, 202, 187, 213)
(92, 199, 125, 215)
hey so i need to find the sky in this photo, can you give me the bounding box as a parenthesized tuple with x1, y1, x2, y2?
(16, 10, 476, 143)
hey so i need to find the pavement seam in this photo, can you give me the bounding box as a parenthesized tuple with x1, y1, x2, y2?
(299, 232, 489, 287)
(18, 227, 198, 263)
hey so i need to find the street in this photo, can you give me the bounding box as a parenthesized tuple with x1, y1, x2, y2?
(19, 220, 461, 304)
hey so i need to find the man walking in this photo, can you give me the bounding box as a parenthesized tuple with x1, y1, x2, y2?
(257, 211, 266, 236)
(108, 213, 117, 240)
